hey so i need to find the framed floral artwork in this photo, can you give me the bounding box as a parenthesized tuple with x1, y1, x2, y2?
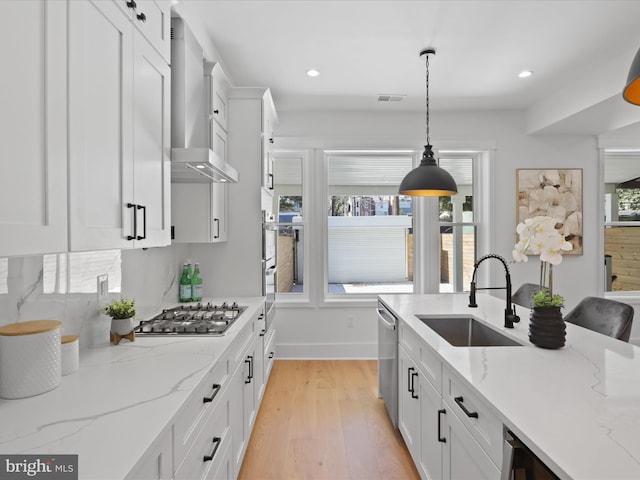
(516, 168, 583, 255)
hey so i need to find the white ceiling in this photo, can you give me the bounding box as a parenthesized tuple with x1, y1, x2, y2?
(176, 0, 640, 122)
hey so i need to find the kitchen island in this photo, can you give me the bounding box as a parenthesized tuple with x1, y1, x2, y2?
(381, 293, 640, 480)
(0, 297, 267, 480)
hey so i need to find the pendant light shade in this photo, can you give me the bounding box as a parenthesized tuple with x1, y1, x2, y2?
(399, 144, 458, 196)
(399, 48, 458, 197)
(623, 47, 640, 106)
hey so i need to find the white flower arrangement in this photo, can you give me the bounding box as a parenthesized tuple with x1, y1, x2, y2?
(512, 215, 573, 307)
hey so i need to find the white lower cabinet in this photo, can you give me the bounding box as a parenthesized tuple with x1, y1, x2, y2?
(442, 399, 500, 480)
(398, 320, 503, 480)
(130, 307, 269, 480)
(399, 345, 443, 480)
(263, 327, 276, 386)
(126, 427, 173, 480)
(174, 382, 233, 480)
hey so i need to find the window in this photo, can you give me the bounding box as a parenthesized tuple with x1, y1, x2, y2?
(604, 151, 640, 292)
(437, 155, 477, 293)
(273, 151, 305, 296)
(326, 151, 414, 295)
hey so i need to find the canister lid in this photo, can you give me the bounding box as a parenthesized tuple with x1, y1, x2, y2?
(61, 334, 79, 344)
(0, 320, 62, 336)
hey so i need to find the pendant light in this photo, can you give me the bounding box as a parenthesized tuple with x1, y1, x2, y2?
(623, 47, 640, 105)
(399, 48, 458, 197)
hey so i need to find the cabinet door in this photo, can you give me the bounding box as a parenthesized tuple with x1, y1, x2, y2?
(126, 429, 172, 480)
(68, 0, 135, 251)
(398, 346, 421, 464)
(419, 375, 444, 480)
(255, 328, 266, 402)
(264, 328, 276, 382)
(132, 29, 171, 248)
(230, 357, 246, 474)
(211, 182, 228, 243)
(0, 1, 67, 256)
(209, 64, 229, 130)
(132, 0, 170, 62)
(443, 407, 501, 480)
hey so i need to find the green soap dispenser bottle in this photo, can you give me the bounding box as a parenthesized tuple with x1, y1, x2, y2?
(191, 263, 203, 302)
(179, 263, 192, 302)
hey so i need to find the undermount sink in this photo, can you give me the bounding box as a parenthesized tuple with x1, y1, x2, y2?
(417, 316, 523, 347)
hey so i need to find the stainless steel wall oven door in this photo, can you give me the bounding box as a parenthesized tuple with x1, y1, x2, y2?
(262, 211, 277, 331)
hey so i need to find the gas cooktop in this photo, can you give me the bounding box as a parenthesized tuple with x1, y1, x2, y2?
(134, 302, 246, 336)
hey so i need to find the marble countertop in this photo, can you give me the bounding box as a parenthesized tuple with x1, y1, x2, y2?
(0, 297, 265, 480)
(379, 293, 640, 480)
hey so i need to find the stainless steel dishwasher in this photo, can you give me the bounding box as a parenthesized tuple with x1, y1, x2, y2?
(377, 300, 398, 428)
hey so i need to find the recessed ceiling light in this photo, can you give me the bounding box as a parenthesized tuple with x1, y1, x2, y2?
(518, 70, 533, 78)
(306, 69, 320, 77)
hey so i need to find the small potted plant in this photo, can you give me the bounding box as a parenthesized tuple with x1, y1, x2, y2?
(103, 297, 136, 341)
(531, 288, 564, 309)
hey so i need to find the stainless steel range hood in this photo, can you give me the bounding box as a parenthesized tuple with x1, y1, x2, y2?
(171, 147, 238, 183)
(170, 18, 238, 183)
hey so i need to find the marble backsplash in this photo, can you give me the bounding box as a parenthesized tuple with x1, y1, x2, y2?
(0, 244, 190, 350)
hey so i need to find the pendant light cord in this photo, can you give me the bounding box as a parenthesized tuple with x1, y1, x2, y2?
(425, 53, 430, 145)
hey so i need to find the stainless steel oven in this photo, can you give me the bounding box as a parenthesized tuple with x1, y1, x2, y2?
(262, 211, 277, 331)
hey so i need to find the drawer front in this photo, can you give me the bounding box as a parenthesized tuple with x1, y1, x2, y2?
(174, 355, 230, 466)
(174, 382, 232, 480)
(399, 322, 441, 392)
(444, 369, 503, 468)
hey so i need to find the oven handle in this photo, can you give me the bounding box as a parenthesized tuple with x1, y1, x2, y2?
(265, 265, 277, 276)
(377, 308, 396, 330)
(501, 431, 525, 480)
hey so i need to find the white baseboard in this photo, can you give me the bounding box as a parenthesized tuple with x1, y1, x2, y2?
(276, 342, 377, 359)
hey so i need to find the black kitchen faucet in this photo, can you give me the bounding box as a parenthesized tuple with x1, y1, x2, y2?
(468, 254, 520, 328)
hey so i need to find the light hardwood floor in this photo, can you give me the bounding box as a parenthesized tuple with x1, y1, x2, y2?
(238, 360, 420, 480)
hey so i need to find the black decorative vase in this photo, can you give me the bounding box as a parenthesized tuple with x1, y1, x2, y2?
(529, 306, 566, 349)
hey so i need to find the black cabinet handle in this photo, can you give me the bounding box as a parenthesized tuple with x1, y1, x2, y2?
(213, 218, 220, 239)
(438, 409, 447, 443)
(126, 0, 137, 9)
(136, 204, 146, 240)
(269, 352, 274, 359)
(136, 12, 146, 22)
(267, 173, 274, 190)
(203, 384, 221, 403)
(454, 396, 479, 418)
(245, 356, 253, 384)
(213, 109, 219, 115)
(407, 367, 414, 394)
(411, 371, 418, 399)
(203, 436, 221, 462)
(269, 137, 274, 144)
(126, 203, 137, 240)
(259, 329, 266, 337)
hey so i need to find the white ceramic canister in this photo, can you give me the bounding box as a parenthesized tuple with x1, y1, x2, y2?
(0, 320, 62, 399)
(61, 335, 79, 376)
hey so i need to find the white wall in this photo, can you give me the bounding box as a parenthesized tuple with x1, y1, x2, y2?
(273, 108, 602, 358)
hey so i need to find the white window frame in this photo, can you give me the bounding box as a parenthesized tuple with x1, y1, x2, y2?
(600, 147, 640, 299)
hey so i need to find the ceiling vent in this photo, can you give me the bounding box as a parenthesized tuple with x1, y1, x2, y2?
(378, 94, 405, 102)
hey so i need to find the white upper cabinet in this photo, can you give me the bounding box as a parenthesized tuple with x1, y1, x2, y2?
(115, 0, 171, 62)
(68, 0, 170, 251)
(0, 1, 68, 257)
(262, 93, 278, 193)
